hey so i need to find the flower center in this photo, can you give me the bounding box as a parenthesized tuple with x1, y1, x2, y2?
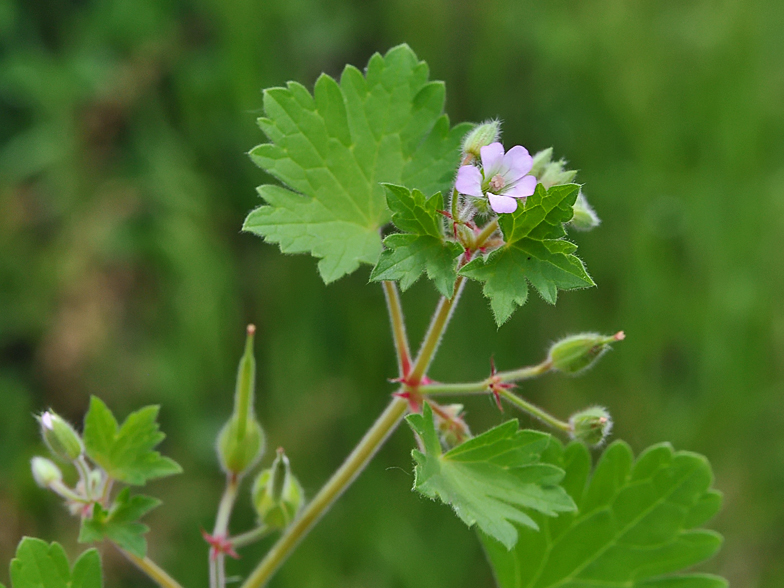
(488, 174, 506, 193)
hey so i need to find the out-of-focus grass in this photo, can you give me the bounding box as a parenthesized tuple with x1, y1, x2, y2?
(1, 0, 783, 586)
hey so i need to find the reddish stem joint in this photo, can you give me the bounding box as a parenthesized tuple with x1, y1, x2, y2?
(488, 357, 514, 412)
(202, 529, 240, 561)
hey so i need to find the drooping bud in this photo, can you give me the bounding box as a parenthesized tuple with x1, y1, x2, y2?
(529, 148, 577, 189)
(251, 448, 304, 530)
(217, 325, 266, 475)
(461, 120, 501, 160)
(31, 457, 62, 488)
(37, 410, 84, 461)
(433, 404, 472, 450)
(569, 406, 613, 447)
(569, 191, 601, 232)
(548, 331, 625, 376)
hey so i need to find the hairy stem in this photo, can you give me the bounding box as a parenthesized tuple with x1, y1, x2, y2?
(210, 475, 239, 588)
(231, 525, 272, 549)
(474, 218, 499, 249)
(497, 388, 571, 432)
(117, 546, 185, 588)
(239, 396, 409, 588)
(382, 281, 411, 377)
(407, 276, 466, 384)
(421, 360, 553, 395)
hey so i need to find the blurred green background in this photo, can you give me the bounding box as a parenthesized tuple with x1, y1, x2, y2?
(1, 0, 783, 586)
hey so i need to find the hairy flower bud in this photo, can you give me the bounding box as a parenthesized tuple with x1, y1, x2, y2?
(530, 148, 577, 189)
(434, 404, 472, 449)
(37, 410, 84, 461)
(569, 192, 601, 232)
(569, 406, 613, 447)
(252, 448, 303, 529)
(217, 325, 265, 475)
(548, 332, 625, 375)
(31, 457, 62, 488)
(461, 120, 501, 160)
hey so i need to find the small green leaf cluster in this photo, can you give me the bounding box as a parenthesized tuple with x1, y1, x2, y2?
(30, 398, 182, 558)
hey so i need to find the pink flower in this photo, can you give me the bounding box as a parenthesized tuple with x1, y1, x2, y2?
(455, 142, 537, 214)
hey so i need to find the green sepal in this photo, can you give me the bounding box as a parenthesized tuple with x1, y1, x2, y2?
(460, 183, 594, 325)
(406, 404, 575, 549)
(244, 44, 471, 283)
(83, 396, 182, 486)
(8, 538, 102, 588)
(482, 440, 727, 588)
(370, 185, 463, 297)
(78, 488, 160, 558)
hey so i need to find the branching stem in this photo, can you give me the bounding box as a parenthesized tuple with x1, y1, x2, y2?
(231, 525, 272, 549)
(210, 474, 239, 588)
(421, 360, 553, 396)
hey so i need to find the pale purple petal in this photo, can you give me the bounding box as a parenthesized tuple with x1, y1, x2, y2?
(502, 145, 533, 182)
(42, 412, 54, 430)
(488, 193, 519, 214)
(455, 165, 484, 197)
(505, 175, 537, 198)
(480, 142, 505, 177)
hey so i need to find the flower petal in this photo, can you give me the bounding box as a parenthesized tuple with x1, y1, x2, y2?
(480, 142, 505, 177)
(455, 165, 484, 197)
(488, 193, 519, 214)
(505, 175, 537, 198)
(502, 145, 533, 182)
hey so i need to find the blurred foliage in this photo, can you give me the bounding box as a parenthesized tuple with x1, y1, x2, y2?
(1, 0, 783, 587)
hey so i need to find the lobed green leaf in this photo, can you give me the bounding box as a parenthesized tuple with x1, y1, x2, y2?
(78, 488, 160, 558)
(7, 538, 101, 588)
(482, 440, 727, 588)
(460, 183, 594, 325)
(407, 405, 575, 549)
(244, 44, 471, 283)
(370, 185, 463, 296)
(83, 396, 182, 486)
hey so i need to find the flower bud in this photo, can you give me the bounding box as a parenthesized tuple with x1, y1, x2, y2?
(433, 404, 472, 449)
(37, 410, 84, 461)
(218, 417, 265, 475)
(548, 332, 625, 375)
(217, 325, 266, 475)
(569, 192, 601, 232)
(529, 148, 577, 189)
(569, 406, 613, 447)
(252, 448, 303, 530)
(461, 120, 501, 159)
(31, 457, 62, 488)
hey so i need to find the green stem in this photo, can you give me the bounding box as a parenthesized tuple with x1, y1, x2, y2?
(239, 396, 409, 588)
(382, 281, 411, 377)
(210, 475, 239, 588)
(450, 187, 459, 221)
(420, 360, 553, 396)
(473, 218, 499, 249)
(497, 388, 570, 432)
(74, 457, 93, 500)
(117, 546, 185, 588)
(407, 276, 466, 384)
(231, 525, 272, 549)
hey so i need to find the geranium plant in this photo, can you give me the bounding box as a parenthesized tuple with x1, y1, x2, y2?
(4, 45, 726, 588)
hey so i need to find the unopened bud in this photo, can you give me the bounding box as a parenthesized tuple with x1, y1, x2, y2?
(569, 192, 601, 231)
(530, 148, 577, 189)
(462, 120, 501, 159)
(548, 332, 625, 375)
(433, 404, 472, 449)
(217, 325, 266, 474)
(569, 406, 613, 447)
(252, 448, 303, 529)
(218, 416, 265, 475)
(37, 410, 84, 461)
(31, 457, 62, 488)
